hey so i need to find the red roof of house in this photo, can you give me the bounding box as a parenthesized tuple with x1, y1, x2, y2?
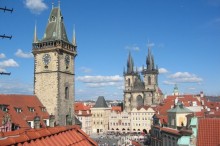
(111, 106, 122, 113)
(0, 94, 49, 128)
(74, 102, 92, 116)
(0, 125, 97, 146)
(197, 118, 220, 146)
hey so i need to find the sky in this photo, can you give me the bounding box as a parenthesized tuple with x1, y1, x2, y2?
(0, 0, 220, 101)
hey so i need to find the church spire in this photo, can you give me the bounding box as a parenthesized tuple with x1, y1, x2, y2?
(127, 51, 134, 74)
(41, 2, 69, 42)
(147, 47, 153, 70)
(33, 22, 38, 43)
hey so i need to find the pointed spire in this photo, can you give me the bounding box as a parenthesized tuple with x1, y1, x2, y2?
(72, 26, 77, 46)
(127, 51, 134, 74)
(33, 22, 38, 43)
(56, 1, 61, 40)
(147, 47, 152, 70)
(52, 1, 54, 9)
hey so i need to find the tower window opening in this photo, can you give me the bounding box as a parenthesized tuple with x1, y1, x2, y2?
(65, 87, 69, 99)
(148, 76, 151, 85)
(128, 78, 130, 86)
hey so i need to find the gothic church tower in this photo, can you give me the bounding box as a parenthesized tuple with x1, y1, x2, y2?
(124, 49, 162, 112)
(32, 3, 77, 126)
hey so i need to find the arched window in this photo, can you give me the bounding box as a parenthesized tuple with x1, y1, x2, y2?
(148, 76, 151, 85)
(65, 87, 69, 99)
(136, 95, 144, 107)
(128, 78, 131, 86)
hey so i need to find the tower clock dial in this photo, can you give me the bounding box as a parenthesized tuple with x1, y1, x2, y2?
(42, 53, 51, 65)
(65, 55, 70, 66)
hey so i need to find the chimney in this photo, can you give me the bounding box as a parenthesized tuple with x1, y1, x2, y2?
(49, 114, 55, 127)
(34, 114, 41, 129)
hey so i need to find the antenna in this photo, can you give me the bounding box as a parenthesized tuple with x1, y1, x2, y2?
(0, 6, 13, 13)
(0, 3, 14, 75)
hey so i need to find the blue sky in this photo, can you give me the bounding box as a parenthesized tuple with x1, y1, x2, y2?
(0, 0, 220, 100)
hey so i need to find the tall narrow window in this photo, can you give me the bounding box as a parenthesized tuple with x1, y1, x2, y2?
(148, 76, 151, 85)
(128, 78, 131, 86)
(65, 87, 69, 99)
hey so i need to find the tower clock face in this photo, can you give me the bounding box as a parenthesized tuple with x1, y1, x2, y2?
(65, 55, 70, 66)
(42, 54, 51, 65)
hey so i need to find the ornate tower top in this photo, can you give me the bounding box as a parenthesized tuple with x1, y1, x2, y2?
(41, 3, 69, 42)
(32, 3, 77, 57)
(126, 51, 134, 74)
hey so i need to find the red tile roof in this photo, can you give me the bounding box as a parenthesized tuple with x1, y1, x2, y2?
(197, 118, 220, 146)
(0, 125, 98, 146)
(0, 94, 49, 129)
(111, 106, 122, 113)
(74, 102, 92, 116)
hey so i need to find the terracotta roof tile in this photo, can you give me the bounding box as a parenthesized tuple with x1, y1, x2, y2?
(0, 125, 97, 146)
(0, 94, 49, 129)
(197, 118, 220, 146)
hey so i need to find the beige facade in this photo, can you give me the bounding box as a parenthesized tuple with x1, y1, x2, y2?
(76, 113, 92, 135)
(90, 107, 111, 134)
(130, 107, 155, 133)
(109, 111, 131, 133)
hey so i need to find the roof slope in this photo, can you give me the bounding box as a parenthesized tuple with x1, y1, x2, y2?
(93, 96, 108, 108)
(0, 125, 97, 146)
(197, 118, 220, 146)
(0, 94, 49, 128)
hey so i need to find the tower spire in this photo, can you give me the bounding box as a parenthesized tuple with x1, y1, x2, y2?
(33, 22, 38, 43)
(72, 26, 77, 46)
(127, 51, 134, 74)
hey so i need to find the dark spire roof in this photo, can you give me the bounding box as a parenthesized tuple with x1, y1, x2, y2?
(93, 96, 108, 108)
(127, 51, 134, 74)
(41, 4, 69, 43)
(147, 47, 154, 70)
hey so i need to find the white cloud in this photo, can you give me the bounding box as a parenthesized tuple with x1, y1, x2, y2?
(0, 59, 19, 68)
(0, 53, 6, 59)
(125, 44, 140, 51)
(0, 79, 33, 94)
(76, 75, 123, 83)
(168, 72, 203, 83)
(0, 68, 6, 72)
(15, 49, 33, 58)
(76, 75, 123, 88)
(163, 80, 175, 85)
(79, 67, 92, 73)
(159, 68, 168, 74)
(24, 0, 48, 14)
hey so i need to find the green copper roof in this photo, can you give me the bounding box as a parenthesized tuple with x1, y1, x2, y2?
(41, 6, 69, 43)
(177, 136, 190, 145)
(168, 101, 192, 113)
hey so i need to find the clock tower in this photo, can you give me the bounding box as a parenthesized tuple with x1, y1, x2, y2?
(32, 3, 77, 126)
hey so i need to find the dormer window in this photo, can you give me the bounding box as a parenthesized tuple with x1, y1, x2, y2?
(41, 107, 46, 112)
(14, 107, 22, 113)
(51, 16, 56, 22)
(0, 104, 8, 112)
(28, 107, 35, 112)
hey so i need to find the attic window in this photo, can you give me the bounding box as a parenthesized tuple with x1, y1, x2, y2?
(14, 107, 22, 113)
(28, 107, 35, 112)
(41, 107, 46, 112)
(0, 104, 8, 112)
(51, 16, 56, 22)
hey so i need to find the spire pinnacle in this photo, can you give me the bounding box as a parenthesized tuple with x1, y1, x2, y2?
(33, 22, 38, 43)
(72, 26, 77, 46)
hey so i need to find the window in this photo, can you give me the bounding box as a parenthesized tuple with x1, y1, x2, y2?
(28, 107, 35, 112)
(65, 87, 69, 99)
(128, 78, 130, 86)
(14, 107, 22, 113)
(148, 76, 151, 85)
